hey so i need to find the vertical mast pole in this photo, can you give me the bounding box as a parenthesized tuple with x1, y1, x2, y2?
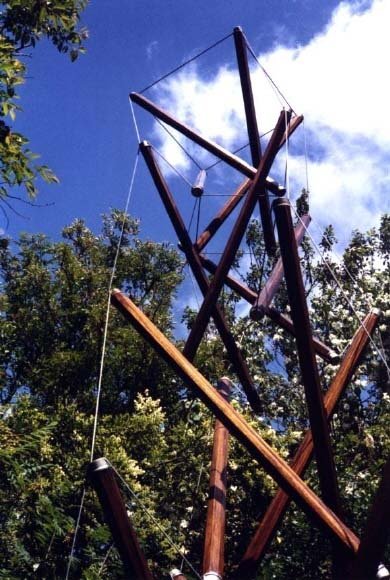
(88, 458, 153, 580)
(273, 197, 345, 574)
(233, 26, 276, 255)
(203, 378, 232, 579)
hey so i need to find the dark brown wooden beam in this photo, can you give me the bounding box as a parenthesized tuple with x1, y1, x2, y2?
(198, 254, 339, 364)
(193, 114, 303, 253)
(250, 213, 311, 320)
(273, 197, 344, 571)
(233, 27, 261, 166)
(185, 110, 291, 361)
(234, 26, 276, 256)
(140, 141, 262, 412)
(195, 178, 251, 252)
(237, 308, 381, 578)
(87, 458, 153, 580)
(130, 91, 285, 196)
(349, 458, 390, 580)
(203, 378, 231, 578)
(111, 290, 360, 553)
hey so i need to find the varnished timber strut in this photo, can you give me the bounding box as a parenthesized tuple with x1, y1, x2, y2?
(273, 197, 345, 574)
(130, 91, 285, 196)
(111, 290, 360, 553)
(87, 458, 153, 580)
(237, 308, 381, 578)
(348, 458, 390, 580)
(195, 179, 251, 252)
(198, 254, 339, 364)
(140, 141, 262, 412)
(185, 110, 292, 360)
(234, 26, 276, 256)
(194, 114, 303, 253)
(250, 213, 311, 320)
(203, 378, 232, 579)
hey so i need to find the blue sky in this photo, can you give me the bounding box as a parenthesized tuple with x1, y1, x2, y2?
(6, 0, 389, 252)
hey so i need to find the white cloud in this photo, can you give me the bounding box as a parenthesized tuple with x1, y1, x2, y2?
(150, 0, 390, 238)
(146, 40, 159, 61)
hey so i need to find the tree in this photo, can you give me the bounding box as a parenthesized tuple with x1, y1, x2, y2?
(0, 1, 88, 204)
(0, 211, 185, 577)
(0, 207, 388, 578)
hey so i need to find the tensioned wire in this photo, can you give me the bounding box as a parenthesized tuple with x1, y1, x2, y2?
(153, 144, 193, 188)
(151, 144, 204, 237)
(139, 32, 233, 94)
(156, 117, 203, 170)
(110, 462, 202, 580)
(291, 204, 390, 378)
(64, 149, 203, 577)
(65, 149, 140, 579)
(295, 120, 389, 377)
(244, 34, 296, 114)
(67, 101, 209, 577)
(300, 212, 390, 381)
(98, 542, 114, 576)
(130, 30, 387, 569)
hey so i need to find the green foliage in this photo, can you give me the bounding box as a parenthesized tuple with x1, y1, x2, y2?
(0, 208, 388, 578)
(0, 211, 185, 577)
(0, 0, 88, 202)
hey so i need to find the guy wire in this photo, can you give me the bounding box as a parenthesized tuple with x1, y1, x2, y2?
(65, 148, 140, 578)
(140, 32, 233, 94)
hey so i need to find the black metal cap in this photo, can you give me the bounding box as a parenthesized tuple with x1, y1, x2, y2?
(87, 457, 110, 477)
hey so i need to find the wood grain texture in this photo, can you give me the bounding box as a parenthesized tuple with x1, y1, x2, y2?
(111, 290, 360, 554)
(250, 213, 311, 319)
(88, 458, 153, 580)
(237, 308, 380, 577)
(140, 142, 262, 412)
(184, 110, 291, 360)
(203, 378, 231, 576)
(199, 253, 338, 364)
(130, 91, 285, 195)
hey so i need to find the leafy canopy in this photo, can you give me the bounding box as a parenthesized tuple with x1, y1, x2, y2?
(0, 205, 388, 578)
(0, 0, 88, 203)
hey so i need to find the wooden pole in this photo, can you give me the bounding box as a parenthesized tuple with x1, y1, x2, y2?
(140, 141, 262, 412)
(87, 458, 153, 580)
(198, 254, 339, 364)
(237, 308, 381, 577)
(250, 213, 311, 320)
(111, 290, 360, 553)
(273, 197, 342, 513)
(194, 116, 302, 253)
(349, 459, 390, 580)
(130, 91, 285, 195)
(233, 27, 262, 167)
(273, 197, 346, 575)
(233, 26, 276, 256)
(184, 110, 291, 360)
(195, 178, 251, 252)
(203, 378, 232, 579)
